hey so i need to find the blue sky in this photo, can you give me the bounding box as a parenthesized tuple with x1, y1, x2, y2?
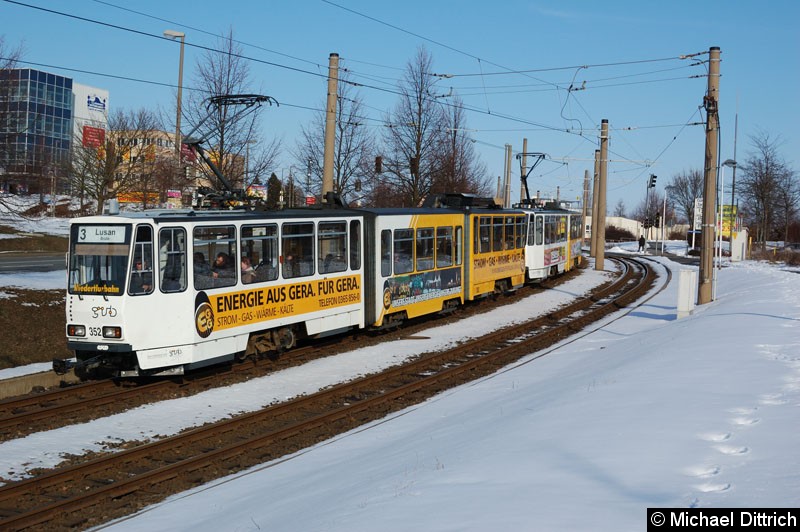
(2, 0, 797, 212)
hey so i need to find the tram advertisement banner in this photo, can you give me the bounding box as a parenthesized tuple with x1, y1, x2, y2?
(195, 275, 362, 336)
(383, 267, 462, 309)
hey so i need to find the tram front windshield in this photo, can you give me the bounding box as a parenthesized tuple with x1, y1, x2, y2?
(68, 224, 131, 296)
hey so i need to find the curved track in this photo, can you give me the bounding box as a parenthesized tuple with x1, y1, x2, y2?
(0, 257, 663, 530)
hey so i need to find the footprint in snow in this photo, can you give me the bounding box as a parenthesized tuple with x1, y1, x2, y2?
(715, 444, 749, 455)
(694, 482, 731, 493)
(699, 432, 731, 442)
(684, 465, 721, 478)
(729, 417, 760, 426)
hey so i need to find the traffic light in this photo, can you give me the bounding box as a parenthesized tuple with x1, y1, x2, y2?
(654, 214, 661, 228)
(410, 156, 419, 174)
(643, 217, 652, 228)
(375, 156, 382, 173)
(648, 174, 657, 188)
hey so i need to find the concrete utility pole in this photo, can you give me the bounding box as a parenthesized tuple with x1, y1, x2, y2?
(520, 138, 528, 203)
(503, 144, 512, 208)
(698, 47, 721, 305)
(590, 149, 600, 257)
(595, 120, 609, 272)
(582, 169, 589, 248)
(322, 53, 339, 201)
(163, 30, 185, 164)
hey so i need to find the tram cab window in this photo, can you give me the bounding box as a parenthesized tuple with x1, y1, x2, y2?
(193, 226, 236, 289)
(282, 222, 314, 279)
(159, 227, 186, 293)
(318, 221, 347, 274)
(129, 225, 154, 295)
(241, 224, 278, 284)
(393, 228, 413, 274)
(68, 224, 129, 296)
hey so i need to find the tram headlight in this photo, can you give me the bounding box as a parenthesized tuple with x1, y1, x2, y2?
(102, 326, 122, 339)
(67, 324, 86, 337)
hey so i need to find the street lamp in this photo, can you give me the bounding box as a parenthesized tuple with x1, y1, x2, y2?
(163, 30, 185, 164)
(713, 158, 737, 300)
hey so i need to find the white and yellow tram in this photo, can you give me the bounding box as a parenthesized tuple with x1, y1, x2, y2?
(60, 201, 530, 379)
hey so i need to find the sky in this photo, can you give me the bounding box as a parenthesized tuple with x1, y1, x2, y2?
(0, 238, 798, 531)
(2, 2, 799, 209)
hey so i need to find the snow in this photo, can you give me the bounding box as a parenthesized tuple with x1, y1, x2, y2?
(1, 206, 799, 530)
(99, 253, 799, 531)
(0, 194, 71, 237)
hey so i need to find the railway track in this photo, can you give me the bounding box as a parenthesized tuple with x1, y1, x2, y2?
(0, 266, 578, 441)
(0, 256, 660, 530)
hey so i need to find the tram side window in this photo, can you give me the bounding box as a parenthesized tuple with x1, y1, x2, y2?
(380, 229, 392, 277)
(436, 226, 453, 267)
(455, 226, 463, 265)
(129, 225, 154, 295)
(193, 226, 236, 289)
(477, 217, 491, 253)
(241, 224, 278, 284)
(571, 216, 582, 240)
(492, 217, 504, 252)
(393, 228, 413, 274)
(515, 217, 526, 249)
(504, 216, 516, 250)
(282, 222, 314, 279)
(416, 227, 434, 271)
(535, 216, 544, 246)
(318, 221, 347, 274)
(545, 216, 558, 245)
(350, 220, 361, 270)
(159, 227, 186, 293)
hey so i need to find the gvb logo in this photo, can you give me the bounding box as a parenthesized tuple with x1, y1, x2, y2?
(194, 292, 214, 338)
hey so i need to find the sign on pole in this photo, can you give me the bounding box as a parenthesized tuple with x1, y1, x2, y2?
(693, 198, 703, 230)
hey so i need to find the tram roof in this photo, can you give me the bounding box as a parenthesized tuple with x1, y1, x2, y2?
(71, 204, 531, 225)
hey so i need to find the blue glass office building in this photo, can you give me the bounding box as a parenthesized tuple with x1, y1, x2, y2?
(1, 68, 73, 192)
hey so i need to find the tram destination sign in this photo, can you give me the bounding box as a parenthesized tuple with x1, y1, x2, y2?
(77, 225, 126, 243)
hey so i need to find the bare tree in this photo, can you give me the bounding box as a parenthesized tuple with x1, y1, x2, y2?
(738, 130, 796, 249)
(429, 96, 490, 197)
(0, 37, 24, 205)
(294, 73, 376, 205)
(773, 157, 799, 246)
(633, 189, 664, 225)
(381, 46, 447, 207)
(666, 169, 703, 225)
(182, 28, 280, 194)
(612, 198, 626, 218)
(69, 108, 162, 213)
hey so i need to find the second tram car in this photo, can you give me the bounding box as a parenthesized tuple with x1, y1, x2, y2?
(518, 202, 584, 282)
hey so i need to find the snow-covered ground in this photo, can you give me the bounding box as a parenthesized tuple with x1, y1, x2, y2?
(1, 204, 798, 530)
